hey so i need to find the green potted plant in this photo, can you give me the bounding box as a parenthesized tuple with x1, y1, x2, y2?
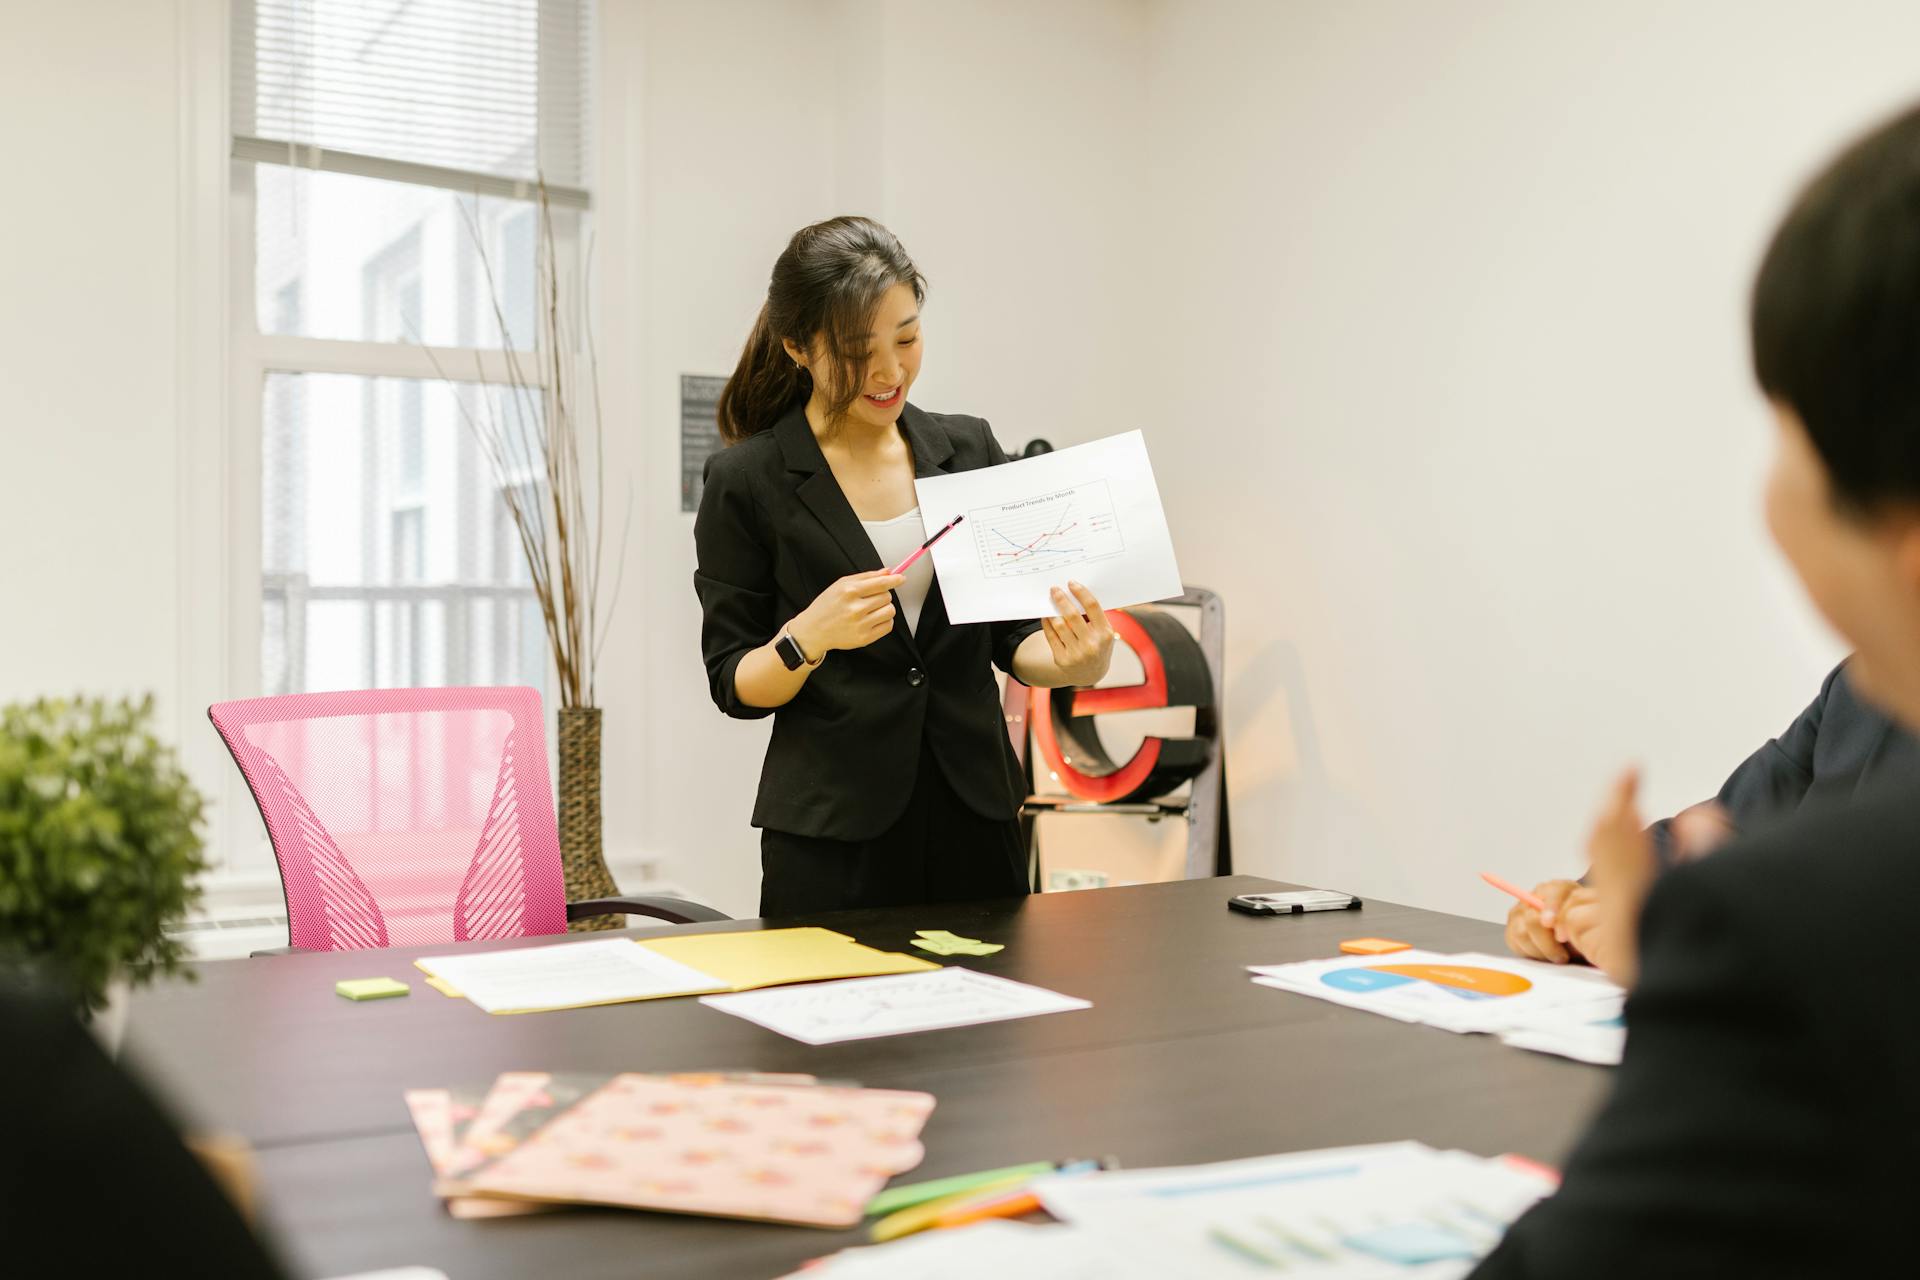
(0, 695, 209, 1043)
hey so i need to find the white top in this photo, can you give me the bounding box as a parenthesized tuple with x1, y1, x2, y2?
(860, 507, 935, 637)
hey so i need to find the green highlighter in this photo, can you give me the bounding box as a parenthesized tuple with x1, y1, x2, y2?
(865, 1161, 1057, 1217)
(335, 977, 410, 1001)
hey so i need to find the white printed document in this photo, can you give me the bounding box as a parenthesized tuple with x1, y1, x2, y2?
(1496, 997, 1626, 1066)
(914, 430, 1182, 623)
(414, 938, 727, 1014)
(1248, 950, 1622, 1037)
(699, 967, 1091, 1045)
(1036, 1142, 1556, 1277)
(784, 1221, 1123, 1280)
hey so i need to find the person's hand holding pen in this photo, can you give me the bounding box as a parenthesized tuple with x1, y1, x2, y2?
(1500, 797, 1736, 967)
(785, 513, 967, 661)
(1504, 879, 1584, 964)
(1555, 798, 1733, 976)
(788, 571, 906, 661)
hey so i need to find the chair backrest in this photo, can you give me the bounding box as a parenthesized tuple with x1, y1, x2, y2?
(208, 687, 569, 952)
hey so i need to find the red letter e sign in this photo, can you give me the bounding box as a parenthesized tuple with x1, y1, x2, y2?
(1029, 607, 1215, 804)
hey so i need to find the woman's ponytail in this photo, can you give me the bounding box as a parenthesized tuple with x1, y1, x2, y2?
(716, 302, 808, 445)
(715, 217, 925, 445)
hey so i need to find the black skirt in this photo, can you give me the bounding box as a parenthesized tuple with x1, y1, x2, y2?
(758, 743, 1032, 917)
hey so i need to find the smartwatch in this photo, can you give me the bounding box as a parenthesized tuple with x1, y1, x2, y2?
(775, 627, 819, 671)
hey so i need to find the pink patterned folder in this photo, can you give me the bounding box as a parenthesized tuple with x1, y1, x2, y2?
(456, 1073, 936, 1227)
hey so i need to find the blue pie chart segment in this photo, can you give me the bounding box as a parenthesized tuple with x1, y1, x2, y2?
(1323, 968, 1419, 994)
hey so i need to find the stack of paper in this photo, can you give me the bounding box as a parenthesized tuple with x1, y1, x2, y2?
(413, 927, 938, 1014)
(1248, 949, 1625, 1064)
(406, 1071, 934, 1228)
(792, 1143, 1557, 1278)
(700, 968, 1091, 1045)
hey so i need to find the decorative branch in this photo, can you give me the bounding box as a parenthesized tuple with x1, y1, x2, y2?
(421, 179, 629, 711)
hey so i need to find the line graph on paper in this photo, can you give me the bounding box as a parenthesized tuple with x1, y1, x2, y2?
(970, 480, 1127, 580)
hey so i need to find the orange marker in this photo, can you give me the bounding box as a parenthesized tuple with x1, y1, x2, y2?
(931, 1188, 1045, 1230)
(1480, 871, 1548, 913)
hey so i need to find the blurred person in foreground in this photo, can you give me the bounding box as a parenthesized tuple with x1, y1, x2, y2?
(1471, 99, 1920, 1277)
(0, 980, 288, 1276)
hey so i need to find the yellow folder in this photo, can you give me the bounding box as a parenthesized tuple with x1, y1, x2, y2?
(417, 927, 936, 1010)
(636, 927, 938, 991)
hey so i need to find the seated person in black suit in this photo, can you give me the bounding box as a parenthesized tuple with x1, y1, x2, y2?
(0, 982, 288, 1277)
(1506, 659, 1920, 967)
(1470, 98, 1920, 1279)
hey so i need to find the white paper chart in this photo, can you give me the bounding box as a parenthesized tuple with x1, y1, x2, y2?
(973, 481, 1126, 580)
(916, 431, 1182, 623)
(699, 968, 1091, 1045)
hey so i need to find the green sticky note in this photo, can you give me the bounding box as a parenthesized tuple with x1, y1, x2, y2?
(336, 977, 410, 1001)
(916, 930, 966, 941)
(911, 938, 1004, 957)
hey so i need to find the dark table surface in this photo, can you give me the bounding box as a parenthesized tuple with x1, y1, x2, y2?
(127, 876, 1613, 1280)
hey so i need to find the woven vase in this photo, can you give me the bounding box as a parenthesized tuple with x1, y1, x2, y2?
(557, 705, 621, 931)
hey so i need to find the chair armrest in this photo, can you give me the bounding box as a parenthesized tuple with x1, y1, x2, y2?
(248, 946, 312, 958)
(566, 896, 732, 925)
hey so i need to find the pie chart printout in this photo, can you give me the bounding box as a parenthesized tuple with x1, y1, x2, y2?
(1321, 963, 1534, 1002)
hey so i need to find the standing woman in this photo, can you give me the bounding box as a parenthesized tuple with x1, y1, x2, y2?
(695, 217, 1115, 917)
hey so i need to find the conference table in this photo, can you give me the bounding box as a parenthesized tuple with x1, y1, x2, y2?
(127, 876, 1614, 1279)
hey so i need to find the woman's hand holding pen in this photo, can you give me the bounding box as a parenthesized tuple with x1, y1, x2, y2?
(791, 571, 905, 658)
(1043, 581, 1116, 686)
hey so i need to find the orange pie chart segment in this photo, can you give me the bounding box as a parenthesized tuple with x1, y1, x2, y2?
(1370, 964, 1533, 996)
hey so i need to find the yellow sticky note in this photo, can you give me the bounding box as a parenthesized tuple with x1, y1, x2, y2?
(423, 975, 465, 999)
(335, 977, 410, 1001)
(638, 927, 937, 991)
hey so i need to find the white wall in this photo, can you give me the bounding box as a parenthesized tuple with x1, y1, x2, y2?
(0, 3, 184, 715)
(1141, 0, 1920, 919)
(595, 0, 847, 919)
(874, 1, 1151, 446)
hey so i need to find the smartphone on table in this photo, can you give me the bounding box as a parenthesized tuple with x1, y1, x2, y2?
(1228, 890, 1361, 916)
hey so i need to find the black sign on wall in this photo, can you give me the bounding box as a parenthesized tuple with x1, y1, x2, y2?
(680, 374, 727, 512)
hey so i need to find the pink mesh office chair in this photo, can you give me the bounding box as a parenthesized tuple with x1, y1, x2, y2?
(208, 687, 727, 954)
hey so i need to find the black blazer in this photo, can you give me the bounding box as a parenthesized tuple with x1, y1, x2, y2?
(1647, 659, 1920, 864)
(1472, 785, 1920, 1278)
(694, 403, 1041, 841)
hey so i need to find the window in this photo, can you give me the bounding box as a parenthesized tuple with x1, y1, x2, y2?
(231, 0, 591, 879)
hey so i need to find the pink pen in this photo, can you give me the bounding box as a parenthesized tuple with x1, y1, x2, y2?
(1480, 871, 1549, 913)
(889, 514, 965, 577)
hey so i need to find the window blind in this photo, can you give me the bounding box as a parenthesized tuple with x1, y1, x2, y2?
(233, 0, 591, 208)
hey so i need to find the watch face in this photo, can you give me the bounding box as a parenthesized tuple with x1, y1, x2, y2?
(776, 634, 803, 670)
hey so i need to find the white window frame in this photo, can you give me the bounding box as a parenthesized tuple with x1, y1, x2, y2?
(216, 6, 587, 890)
